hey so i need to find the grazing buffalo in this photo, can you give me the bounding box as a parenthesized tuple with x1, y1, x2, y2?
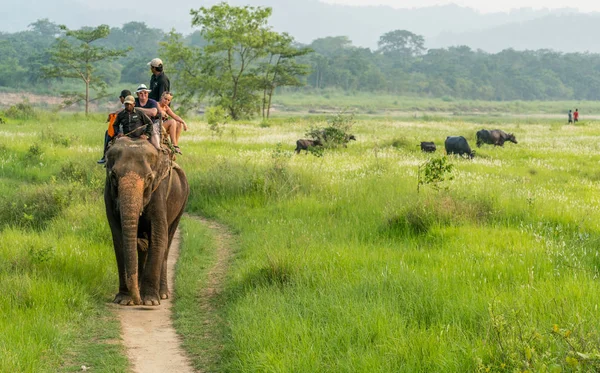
(476, 129, 517, 147)
(343, 134, 356, 147)
(445, 136, 474, 159)
(420, 141, 436, 153)
(295, 139, 323, 154)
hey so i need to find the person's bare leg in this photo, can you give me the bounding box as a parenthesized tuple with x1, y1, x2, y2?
(174, 123, 183, 145)
(164, 119, 177, 145)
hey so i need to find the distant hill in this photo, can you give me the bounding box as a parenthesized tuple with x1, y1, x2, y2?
(0, 0, 593, 53)
(428, 12, 600, 53)
(216, 0, 560, 48)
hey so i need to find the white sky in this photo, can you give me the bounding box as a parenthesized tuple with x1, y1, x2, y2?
(320, 0, 598, 13)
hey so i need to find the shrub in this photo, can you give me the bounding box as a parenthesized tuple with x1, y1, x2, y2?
(205, 105, 228, 137)
(24, 143, 43, 164)
(417, 156, 454, 192)
(59, 161, 98, 186)
(305, 109, 356, 150)
(262, 143, 298, 200)
(41, 128, 75, 147)
(4, 101, 37, 120)
(390, 137, 411, 149)
(385, 194, 494, 236)
(0, 186, 71, 230)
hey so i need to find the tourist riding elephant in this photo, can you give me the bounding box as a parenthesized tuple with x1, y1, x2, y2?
(104, 137, 189, 306)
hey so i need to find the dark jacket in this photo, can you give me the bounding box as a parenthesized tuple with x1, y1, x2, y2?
(149, 72, 170, 101)
(113, 108, 153, 138)
(135, 98, 160, 121)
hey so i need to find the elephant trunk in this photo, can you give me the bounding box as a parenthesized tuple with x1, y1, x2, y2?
(119, 173, 145, 305)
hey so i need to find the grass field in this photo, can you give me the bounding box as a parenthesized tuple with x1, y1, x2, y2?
(1, 105, 599, 372)
(271, 90, 600, 117)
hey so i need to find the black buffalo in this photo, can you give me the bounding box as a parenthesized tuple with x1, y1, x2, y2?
(295, 139, 323, 154)
(343, 134, 356, 147)
(420, 141, 436, 153)
(476, 129, 517, 147)
(445, 136, 474, 159)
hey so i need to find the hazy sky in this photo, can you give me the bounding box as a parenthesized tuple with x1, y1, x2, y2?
(321, 0, 595, 13)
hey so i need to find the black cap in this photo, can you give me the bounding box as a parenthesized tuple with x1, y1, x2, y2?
(120, 89, 132, 98)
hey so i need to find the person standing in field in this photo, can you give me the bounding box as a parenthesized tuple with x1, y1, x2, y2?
(98, 89, 131, 164)
(568, 109, 573, 124)
(148, 58, 170, 102)
(573, 108, 579, 123)
(158, 91, 187, 154)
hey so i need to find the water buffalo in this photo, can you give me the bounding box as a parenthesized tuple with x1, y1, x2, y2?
(343, 134, 356, 147)
(476, 129, 517, 147)
(420, 141, 436, 153)
(295, 139, 323, 154)
(445, 136, 474, 159)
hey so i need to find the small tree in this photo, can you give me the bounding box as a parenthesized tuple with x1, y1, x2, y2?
(417, 156, 454, 193)
(42, 24, 130, 115)
(259, 33, 312, 119)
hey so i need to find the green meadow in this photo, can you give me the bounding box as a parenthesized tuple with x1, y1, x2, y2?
(1, 105, 599, 372)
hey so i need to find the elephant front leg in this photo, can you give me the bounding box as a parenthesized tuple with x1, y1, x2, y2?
(140, 217, 169, 306)
(110, 223, 134, 305)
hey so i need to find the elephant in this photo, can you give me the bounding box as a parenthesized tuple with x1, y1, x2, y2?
(104, 137, 189, 306)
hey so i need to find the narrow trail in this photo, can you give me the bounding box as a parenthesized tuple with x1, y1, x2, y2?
(112, 215, 233, 373)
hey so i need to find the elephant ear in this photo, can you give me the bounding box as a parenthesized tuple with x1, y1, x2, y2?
(150, 151, 172, 192)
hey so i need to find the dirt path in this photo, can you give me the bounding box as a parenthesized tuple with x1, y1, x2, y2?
(113, 229, 194, 373)
(113, 216, 233, 373)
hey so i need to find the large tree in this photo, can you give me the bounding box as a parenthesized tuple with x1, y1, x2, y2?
(259, 33, 311, 118)
(42, 24, 130, 115)
(190, 3, 274, 119)
(377, 29, 425, 61)
(183, 2, 311, 119)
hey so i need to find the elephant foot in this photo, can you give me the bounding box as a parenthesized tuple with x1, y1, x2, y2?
(141, 294, 161, 306)
(113, 292, 136, 306)
(160, 286, 170, 300)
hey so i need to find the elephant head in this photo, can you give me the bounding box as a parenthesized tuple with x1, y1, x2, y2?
(104, 137, 173, 305)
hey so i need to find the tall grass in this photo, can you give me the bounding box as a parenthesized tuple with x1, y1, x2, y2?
(177, 116, 600, 372)
(2, 108, 600, 372)
(0, 113, 126, 372)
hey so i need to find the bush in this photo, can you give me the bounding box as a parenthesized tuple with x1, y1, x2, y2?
(417, 156, 454, 192)
(0, 185, 72, 230)
(305, 110, 356, 150)
(385, 194, 494, 236)
(41, 128, 75, 147)
(4, 101, 37, 120)
(205, 106, 228, 137)
(59, 161, 100, 186)
(390, 137, 411, 149)
(24, 143, 43, 164)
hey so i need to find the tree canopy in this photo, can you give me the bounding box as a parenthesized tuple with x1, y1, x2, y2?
(3, 17, 600, 106)
(41, 24, 130, 114)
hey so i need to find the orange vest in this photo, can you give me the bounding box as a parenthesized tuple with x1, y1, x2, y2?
(107, 113, 117, 137)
